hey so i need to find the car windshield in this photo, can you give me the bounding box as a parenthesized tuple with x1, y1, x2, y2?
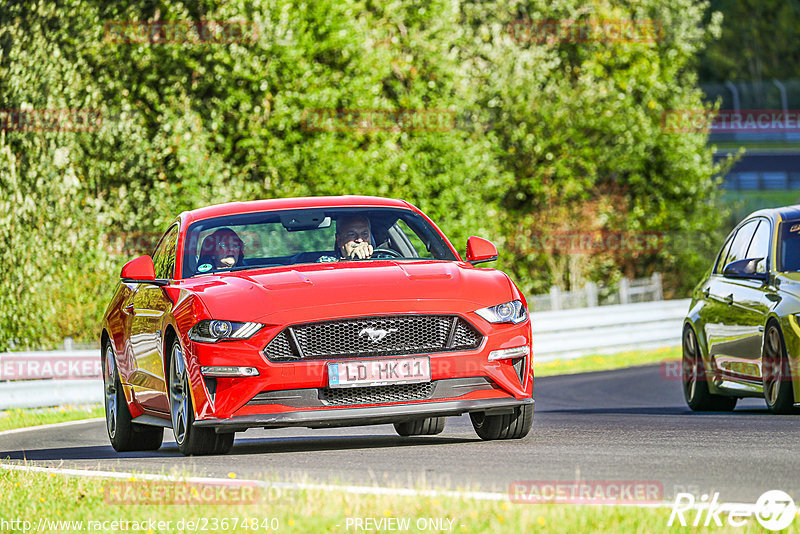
(181, 207, 458, 278)
(779, 219, 800, 272)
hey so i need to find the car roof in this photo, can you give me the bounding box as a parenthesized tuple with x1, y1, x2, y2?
(180, 196, 415, 224)
(742, 205, 800, 225)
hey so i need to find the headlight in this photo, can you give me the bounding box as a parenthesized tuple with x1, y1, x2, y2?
(475, 300, 528, 324)
(188, 320, 263, 343)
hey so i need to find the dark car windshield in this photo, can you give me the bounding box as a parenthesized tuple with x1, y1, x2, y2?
(181, 207, 458, 278)
(779, 219, 800, 272)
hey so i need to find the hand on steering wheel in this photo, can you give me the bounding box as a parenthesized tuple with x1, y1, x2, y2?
(371, 247, 402, 259)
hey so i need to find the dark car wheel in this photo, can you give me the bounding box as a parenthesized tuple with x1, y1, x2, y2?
(682, 326, 737, 412)
(394, 417, 445, 436)
(470, 404, 533, 440)
(168, 340, 234, 455)
(103, 344, 163, 452)
(762, 323, 797, 414)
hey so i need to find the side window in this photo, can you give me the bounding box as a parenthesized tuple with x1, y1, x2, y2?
(152, 224, 179, 280)
(392, 220, 428, 258)
(745, 220, 771, 273)
(713, 233, 735, 275)
(723, 219, 759, 268)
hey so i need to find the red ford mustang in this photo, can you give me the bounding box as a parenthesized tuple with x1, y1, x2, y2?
(101, 196, 534, 455)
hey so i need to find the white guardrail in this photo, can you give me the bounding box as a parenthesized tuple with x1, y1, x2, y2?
(0, 299, 690, 409)
(531, 298, 690, 362)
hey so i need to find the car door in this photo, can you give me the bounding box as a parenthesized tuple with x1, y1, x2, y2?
(721, 218, 773, 381)
(704, 219, 759, 375)
(129, 223, 179, 413)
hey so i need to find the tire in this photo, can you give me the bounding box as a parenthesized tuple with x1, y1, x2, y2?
(168, 339, 234, 455)
(469, 404, 533, 440)
(762, 323, 797, 414)
(682, 326, 737, 412)
(103, 344, 163, 452)
(394, 417, 445, 436)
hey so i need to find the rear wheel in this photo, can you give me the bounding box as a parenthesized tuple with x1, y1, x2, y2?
(470, 404, 533, 440)
(394, 417, 445, 436)
(168, 340, 234, 455)
(682, 326, 737, 412)
(762, 323, 796, 414)
(103, 344, 163, 452)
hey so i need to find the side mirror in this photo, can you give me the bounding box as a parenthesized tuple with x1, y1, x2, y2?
(722, 258, 767, 281)
(466, 236, 498, 265)
(121, 256, 168, 286)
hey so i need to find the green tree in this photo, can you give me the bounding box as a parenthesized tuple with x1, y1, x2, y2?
(0, 0, 728, 348)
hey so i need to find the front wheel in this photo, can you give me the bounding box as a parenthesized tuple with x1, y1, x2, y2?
(762, 323, 797, 414)
(103, 344, 163, 452)
(168, 340, 234, 455)
(682, 326, 737, 412)
(470, 404, 533, 440)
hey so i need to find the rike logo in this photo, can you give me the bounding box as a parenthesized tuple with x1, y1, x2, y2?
(358, 327, 398, 343)
(668, 490, 797, 530)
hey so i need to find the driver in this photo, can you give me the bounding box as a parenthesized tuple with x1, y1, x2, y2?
(198, 228, 244, 271)
(336, 215, 373, 260)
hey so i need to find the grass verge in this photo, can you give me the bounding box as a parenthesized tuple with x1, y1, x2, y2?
(0, 468, 787, 533)
(0, 404, 104, 433)
(534, 346, 680, 377)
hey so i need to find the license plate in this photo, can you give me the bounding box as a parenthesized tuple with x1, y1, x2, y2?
(327, 356, 431, 388)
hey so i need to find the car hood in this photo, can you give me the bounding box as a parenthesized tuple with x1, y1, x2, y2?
(178, 261, 516, 323)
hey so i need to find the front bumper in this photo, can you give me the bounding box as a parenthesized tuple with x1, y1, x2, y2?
(194, 396, 534, 432)
(183, 314, 534, 421)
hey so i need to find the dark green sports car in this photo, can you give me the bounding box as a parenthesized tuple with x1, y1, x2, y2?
(684, 205, 800, 414)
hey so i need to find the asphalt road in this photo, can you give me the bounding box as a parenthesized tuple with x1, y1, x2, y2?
(1, 364, 797, 502)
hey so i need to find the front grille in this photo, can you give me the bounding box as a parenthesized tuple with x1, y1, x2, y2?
(319, 382, 435, 406)
(264, 315, 482, 362)
(266, 331, 297, 360)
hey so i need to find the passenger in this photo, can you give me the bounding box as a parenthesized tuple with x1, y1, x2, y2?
(197, 228, 244, 271)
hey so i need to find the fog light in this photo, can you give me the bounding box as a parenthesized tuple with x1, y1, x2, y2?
(488, 346, 530, 361)
(200, 366, 259, 377)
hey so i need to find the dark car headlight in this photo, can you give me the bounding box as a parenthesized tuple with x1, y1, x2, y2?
(188, 320, 263, 343)
(475, 300, 528, 324)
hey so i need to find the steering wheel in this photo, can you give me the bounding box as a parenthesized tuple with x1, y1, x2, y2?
(371, 247, 402, 259)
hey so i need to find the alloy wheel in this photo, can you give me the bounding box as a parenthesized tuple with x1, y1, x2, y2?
(682, 327, 700, 402)
(169, 343, 189, 445)
(103, 346, 118, 439)
(764, 325, 786, 407)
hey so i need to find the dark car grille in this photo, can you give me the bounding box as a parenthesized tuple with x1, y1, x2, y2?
(264, 315, 482, 362)
(319, 382, 435, 406)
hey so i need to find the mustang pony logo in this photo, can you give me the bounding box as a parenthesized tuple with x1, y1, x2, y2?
(358, 327, 398, 343)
